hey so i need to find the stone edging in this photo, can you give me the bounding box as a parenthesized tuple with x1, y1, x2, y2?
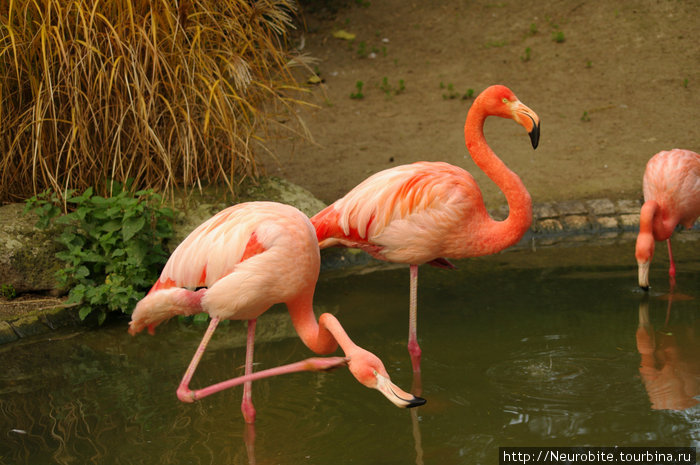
(0, 304, 81, 345)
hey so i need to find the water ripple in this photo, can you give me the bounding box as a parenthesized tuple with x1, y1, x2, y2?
(486, 335, 633, 414)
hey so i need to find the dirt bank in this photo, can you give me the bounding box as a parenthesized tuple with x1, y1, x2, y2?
(264, 0, 699, 209)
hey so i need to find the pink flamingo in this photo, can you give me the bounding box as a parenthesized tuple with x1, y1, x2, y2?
(312, 85, 540, 372)
(129, 201, 425, 424)
(635, 149, 700, 290)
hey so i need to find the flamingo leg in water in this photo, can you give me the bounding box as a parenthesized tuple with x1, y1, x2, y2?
(242, 319, 257, 424)
(407, 264, 422, 373)
(244, 423, 256, 465)
(666, 239, 676, 280)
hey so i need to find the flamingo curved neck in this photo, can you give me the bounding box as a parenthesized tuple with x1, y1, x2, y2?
(286, 295, 353, 355)
(463, 104, 532, 254)
(640, 200, 676, 241)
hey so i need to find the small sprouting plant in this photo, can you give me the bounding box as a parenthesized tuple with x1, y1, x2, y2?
(25, 184, 174, 324)
(585, 60, 592, 68)
(521, 47, 532, 62)
(357, 41, 368, 58)
(351, 81, 365, 99)
(441, 82, 473, 100)
(581, 111, 591, 122)
(380, 77, 406, 97)
(441, 82, 459, 100)
(529, 23, 538, 35)
(380, 77, 391, 95)
(397, 79, 406, 94)
(682, 78, 689, 88)
(1, 284, 16, 299)
(552, 31, 565, 43)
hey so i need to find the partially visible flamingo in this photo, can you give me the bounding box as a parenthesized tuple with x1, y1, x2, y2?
(312, 85, 540, 372)
(129, 201, 425, 424)
(635, 149, 700, 290)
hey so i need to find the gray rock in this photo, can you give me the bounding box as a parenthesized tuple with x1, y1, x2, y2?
(0, 204, 63, 294)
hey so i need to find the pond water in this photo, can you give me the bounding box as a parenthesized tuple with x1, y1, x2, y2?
(1, 234, 698, 465)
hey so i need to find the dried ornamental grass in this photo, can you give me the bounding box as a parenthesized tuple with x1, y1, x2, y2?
(0, 0, 311, 204)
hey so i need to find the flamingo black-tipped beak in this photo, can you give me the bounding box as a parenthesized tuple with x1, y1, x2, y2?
(405, 395, 427, 408)
(375, 373, 427, 408)
(529, 121, 540, 149)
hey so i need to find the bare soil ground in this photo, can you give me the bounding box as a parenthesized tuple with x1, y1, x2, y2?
(264, 0, 700, 210)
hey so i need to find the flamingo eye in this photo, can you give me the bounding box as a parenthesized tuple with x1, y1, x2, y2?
(502, 97, 509, 103)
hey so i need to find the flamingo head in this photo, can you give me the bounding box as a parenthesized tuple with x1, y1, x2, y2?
(480, 85, 541, 149)
(635, 232, 655, 290)
(346, 347, 426, 408)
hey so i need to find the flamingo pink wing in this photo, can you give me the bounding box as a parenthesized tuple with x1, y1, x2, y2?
(150, 204, 267, 294)
(311, 161, 484, 262)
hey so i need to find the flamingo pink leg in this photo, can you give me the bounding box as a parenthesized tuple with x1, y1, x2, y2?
(175, 317, 348, 405)
(666, 239, 676, 280)
(407, 264, 422, 373)
(242, 319, 257, 424)
(177, 317, 221, 402)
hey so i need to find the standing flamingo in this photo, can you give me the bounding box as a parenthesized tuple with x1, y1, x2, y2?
(311, 85, 540, 372)
(129, 201, 425, 424)
(635, 149, 700, 290)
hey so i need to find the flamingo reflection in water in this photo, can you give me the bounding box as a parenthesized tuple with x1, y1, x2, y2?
(636, 292, 699, 411)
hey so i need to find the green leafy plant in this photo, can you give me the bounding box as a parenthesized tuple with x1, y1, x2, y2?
(581, 111, 591, 122)
(351, 81, 365, 99)
(552, 30, 566, 43)
(521, 47, 532, 62)
(25, 184, 174, 324)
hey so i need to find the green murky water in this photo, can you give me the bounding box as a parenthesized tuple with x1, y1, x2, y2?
(1, 234, 698, 464)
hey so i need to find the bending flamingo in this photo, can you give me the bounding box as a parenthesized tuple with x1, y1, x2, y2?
(129, 201, 425, 424)
(312, 85, 540, 371)
(635, 149, 700, 290)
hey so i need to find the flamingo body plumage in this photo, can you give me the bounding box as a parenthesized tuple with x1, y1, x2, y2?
(129, 201, 424, 423)
(635, 149, 700, 289)
(311, 85, 540, 371)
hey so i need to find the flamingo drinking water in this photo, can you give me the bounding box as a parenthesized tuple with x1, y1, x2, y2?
(129, 201, 425, 424)
(635, 149, 700, 290)
(312, 85, 540, 371)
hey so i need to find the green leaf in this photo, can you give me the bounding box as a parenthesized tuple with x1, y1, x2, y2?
(78, 306, 92, 321)
(75, 266, 90, 279)
(122, 216, 146, 241)
(102, 220, 122, 233)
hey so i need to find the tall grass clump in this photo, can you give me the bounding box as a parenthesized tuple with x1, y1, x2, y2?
(0, 0, 310, 204)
